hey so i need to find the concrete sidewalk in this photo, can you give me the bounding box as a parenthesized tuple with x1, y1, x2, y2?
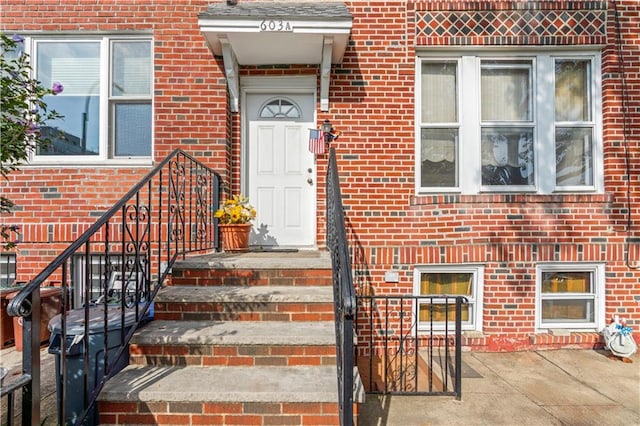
(2, 347, 638, 425)
(358, 349, 640, 426)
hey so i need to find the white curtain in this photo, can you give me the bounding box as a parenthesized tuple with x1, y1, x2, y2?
(481, 63, 531, 121)
(555, 60, 589, 122)
(421, 62, 457, 123)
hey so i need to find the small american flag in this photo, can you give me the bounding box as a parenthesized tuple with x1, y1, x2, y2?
(308, 129, 325, 154)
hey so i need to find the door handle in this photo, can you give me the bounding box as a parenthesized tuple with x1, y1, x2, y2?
(308, 168, 313, 173)
(307, 178, 313, 185)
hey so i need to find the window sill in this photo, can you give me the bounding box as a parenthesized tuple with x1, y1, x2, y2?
(411, 193, 612, 206)
(530, 331, 603, 348)
(24, 159, 155, 168)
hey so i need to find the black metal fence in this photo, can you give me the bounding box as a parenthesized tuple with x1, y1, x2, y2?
(326, 147, 357, 426)
(1, 149, 222, 425)
(356, 295, 467, 399)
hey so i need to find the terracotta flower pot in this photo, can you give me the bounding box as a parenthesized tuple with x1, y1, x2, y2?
(219, 223, 252, 251)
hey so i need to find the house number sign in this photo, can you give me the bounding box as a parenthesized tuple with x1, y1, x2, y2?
(260, 19, 293, 32)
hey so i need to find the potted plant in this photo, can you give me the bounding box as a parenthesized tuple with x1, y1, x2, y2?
(214, 194, 256, 251)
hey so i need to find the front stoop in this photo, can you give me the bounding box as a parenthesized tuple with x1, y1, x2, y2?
(98, 251, 362, 425)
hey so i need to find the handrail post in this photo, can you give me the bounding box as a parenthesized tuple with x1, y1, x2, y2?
(455, 296, 463, 400)
(22, 290, 41, 425)
(343, 314, 354, 424)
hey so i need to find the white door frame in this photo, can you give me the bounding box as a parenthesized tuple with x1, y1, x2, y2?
(240, 76, 318, 247)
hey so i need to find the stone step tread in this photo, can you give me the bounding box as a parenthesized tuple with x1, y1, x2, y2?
(132, 320, 336, 346)
(156, 285, 333, 303)
(100, 365, 339, 403)
(173, 250, 331, 270)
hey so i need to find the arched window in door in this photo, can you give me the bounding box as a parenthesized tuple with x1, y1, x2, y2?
(259, 98, 302, 119)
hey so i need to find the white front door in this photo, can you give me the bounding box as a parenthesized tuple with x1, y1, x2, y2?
(246, 93, 316, 248)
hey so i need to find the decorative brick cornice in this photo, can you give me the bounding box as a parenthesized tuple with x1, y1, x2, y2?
(415, 1, 608, 46)
(414, 1, 609, 12)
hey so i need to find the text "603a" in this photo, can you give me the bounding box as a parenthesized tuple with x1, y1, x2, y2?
(260, 19, 293, 32)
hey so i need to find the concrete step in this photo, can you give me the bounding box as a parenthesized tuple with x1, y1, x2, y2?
(129, 320, 337, 367)
(154, 285, 335, 321)
(98, 365, 343, 425)
(169, 251, 332, 287)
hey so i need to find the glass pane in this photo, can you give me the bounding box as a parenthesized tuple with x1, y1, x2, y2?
(421, 62, 457, 123)
(542, 299, 594, 322)
(112, 41, 151, 96)
(556, 127, 593, 186)
(0, 255, 16, 287)
(481, 61, 532, 121)
(37, 42, 100, 156)
(260, 99, 301, 119)
(481, 128, 534, 186)
(420, 128, 457, 187)
(420, 272, 473, 296)
(420, 303, 470, 322)
(114, 103, 152, 157)
(542, 271, 591, 293)
(555, 60, 590, 122)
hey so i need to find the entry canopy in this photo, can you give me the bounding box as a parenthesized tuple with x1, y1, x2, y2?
(198, 2, 353, 112)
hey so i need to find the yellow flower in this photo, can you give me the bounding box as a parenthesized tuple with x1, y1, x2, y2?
(214, 194, 256, 224)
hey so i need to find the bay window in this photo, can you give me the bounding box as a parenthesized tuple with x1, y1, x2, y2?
(417, 51, 602, 194)
(32, 36, 152, 163)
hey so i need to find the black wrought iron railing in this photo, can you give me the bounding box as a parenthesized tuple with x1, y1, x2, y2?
(1, 149, 222, 425)
(356, 295, 467, 399)
(326, 147, 357, 426)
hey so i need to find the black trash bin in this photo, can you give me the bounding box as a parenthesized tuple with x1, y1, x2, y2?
(48, 306, 137, 425)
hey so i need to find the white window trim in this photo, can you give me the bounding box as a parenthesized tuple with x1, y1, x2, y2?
(415, 49, 603, 195)
(413, 264, 484, 332)
(0, 254, 17, 287)
(535, 262, 605, 332)
(72, 253, 147, 308)
(25, 35, 154, 166)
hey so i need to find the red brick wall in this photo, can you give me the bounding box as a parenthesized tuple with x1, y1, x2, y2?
(328, 0, 639, 346)
(1, 0, 638, 348)
(0, 0, 228, 280)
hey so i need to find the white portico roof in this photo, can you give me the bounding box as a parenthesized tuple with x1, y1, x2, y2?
(198, 2, 353, 111)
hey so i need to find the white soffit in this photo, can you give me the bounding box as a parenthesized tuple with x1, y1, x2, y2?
(198, 2, 353, 112)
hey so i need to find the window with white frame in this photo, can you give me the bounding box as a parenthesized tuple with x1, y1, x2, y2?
(417, 51, 602, 194)
(31, 36, 152, 162)
(0, 254, 17, 287)
(72, 254, 148, 308)
(536, 263, 605, 331)
(413, 265, 483, 331)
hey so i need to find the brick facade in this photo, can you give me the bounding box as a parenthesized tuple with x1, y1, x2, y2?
(1, 0, 638, 350)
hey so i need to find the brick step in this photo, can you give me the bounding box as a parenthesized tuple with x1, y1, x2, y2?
(98, 365, 344, 425)
(154, 285, 335, 321)
(129, 320, 336, 367)
(169, 251, 332, 287)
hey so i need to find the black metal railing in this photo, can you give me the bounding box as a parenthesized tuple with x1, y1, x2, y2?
(356, 295, 467, 399)
(326, 147, 357, 426)
(1, 149, 222, 425)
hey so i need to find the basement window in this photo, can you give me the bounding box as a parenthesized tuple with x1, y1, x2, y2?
(0, 254, 17, 287)
(413, 265, 484, 332)
(72, 254, 148, 308)
(536, 263, 605, 331)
